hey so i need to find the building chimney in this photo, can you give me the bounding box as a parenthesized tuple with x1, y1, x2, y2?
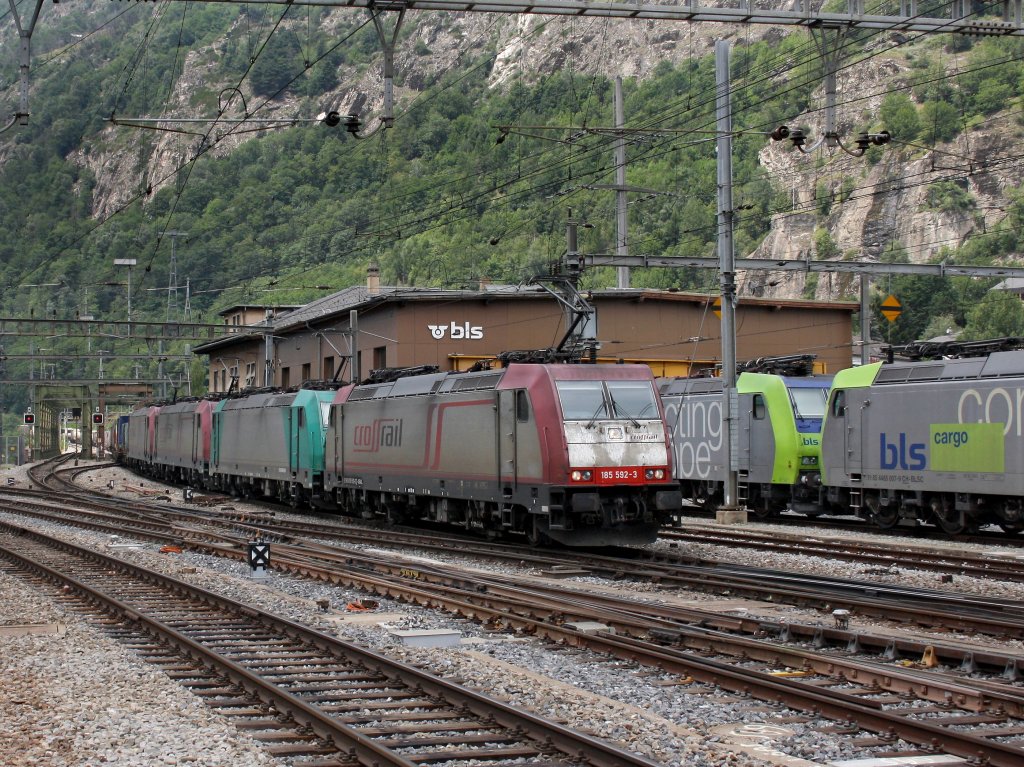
(367, 263, 380, 295)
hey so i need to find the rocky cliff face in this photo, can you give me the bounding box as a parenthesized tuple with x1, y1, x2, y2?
(66, 11, 787, 218)
(42, 9, 1024, 287)
(743, 47, 1024, 301)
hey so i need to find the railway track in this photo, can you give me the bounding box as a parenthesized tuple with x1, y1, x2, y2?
(673, 505, 1024, 545)
(0, 521, 660, 767)
(8, 458, 1024, 764)
(13, 474, 1024, 640)
(659, 524, 1024, 583)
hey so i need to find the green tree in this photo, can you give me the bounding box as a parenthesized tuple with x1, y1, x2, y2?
(879, 92, 920, 143)
(250, 34, 303, 98)
(814, 228, 841, 260)
(961, 293, 1024, 340)
(924, 180, 975, 213)
(919, 101, 961, 145)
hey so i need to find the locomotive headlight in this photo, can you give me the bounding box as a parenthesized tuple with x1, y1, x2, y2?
(645, 468, 665, 480)
(607, 427, 624, 440)
(571, 470, 593, 482)
(800, 456, 817, 466)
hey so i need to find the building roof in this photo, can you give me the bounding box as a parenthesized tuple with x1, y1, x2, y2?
(271, 284, 561, 333)
(217, 303, 302, 317)
(993, 277, 1024, 292)
(194, 283, 857, 354)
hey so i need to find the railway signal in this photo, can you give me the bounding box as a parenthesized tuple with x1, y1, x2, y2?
(92, 412, 104, 425)
(23, 411, 34, 425)
(881, 295, 902, 323)
(248, 539, 270, 579)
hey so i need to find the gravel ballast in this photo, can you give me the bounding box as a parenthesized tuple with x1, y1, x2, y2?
(4, 459, 1024, 767)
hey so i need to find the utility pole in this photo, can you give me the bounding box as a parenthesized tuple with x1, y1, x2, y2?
(264, 309, 274, 387)
(614, 77, 629, 289)
(161, 231, 188, 400)
(349, 310, 360, 383)
(114, 259, 136, 322)
(166, 231, 187, 322)
(715, 40, 741, 515)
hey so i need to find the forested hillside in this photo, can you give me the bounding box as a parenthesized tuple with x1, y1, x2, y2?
(2, 1, 1024, 418)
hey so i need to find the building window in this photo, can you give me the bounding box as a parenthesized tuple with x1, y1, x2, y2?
(301, 363, 311, 383)
(373, 346, 387, 370)
(245, 362, 256, 389)
(281, 367, 290, 390)
(323, 356, 334, 381)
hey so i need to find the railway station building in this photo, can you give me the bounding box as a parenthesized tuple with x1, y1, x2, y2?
(194, 268, 858, 393)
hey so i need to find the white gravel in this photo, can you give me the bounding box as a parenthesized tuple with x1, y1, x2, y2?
(3, 459, 1024, 767)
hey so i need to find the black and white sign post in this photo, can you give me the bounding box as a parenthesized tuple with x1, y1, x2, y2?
(247, 539, 270, 580)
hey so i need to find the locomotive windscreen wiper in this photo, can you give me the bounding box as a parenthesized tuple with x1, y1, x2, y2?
(611, 402, 642, 428)
(585, 400, 610, 430)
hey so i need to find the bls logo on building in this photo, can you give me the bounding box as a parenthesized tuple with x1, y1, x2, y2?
(353, 418, 403, 453)
(428, 322, 484, 340)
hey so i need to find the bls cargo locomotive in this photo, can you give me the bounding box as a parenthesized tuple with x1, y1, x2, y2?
(658, 356, 833, 517)
(123, 362, 680, 547)
(821, 348, 1024, 535)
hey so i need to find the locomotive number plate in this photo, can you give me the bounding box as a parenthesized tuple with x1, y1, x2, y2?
(595, 467, 642, 484)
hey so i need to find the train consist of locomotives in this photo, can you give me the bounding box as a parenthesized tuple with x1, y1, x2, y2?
(661, 346, 1024, 534)
(122, 363, 681, 547)
(116, 343, 1024, 538)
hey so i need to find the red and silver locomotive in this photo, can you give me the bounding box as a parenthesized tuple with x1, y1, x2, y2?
(324, 363, 680, 546)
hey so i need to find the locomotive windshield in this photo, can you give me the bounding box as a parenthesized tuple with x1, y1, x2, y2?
(608, 381, 658, 420)
(556, 380, 658, 422)
(787, 386, 829, 419)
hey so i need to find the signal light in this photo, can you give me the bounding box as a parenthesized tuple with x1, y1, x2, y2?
(23, 413, 35, 425)
(92, 413, 104, 425)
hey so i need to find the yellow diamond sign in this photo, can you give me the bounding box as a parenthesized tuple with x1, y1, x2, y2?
(881, 294, 902, 323)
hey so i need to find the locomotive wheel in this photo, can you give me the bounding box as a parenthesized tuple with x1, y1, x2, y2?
(995, 502, 1024, 534)
(694, 481, 720, 512)
(526, 517, 551, 547)
(930, 496, 966, 535)
(384, 503, 405, 527)
(864, 495, 898, 529)
(744, 487, 775, 519)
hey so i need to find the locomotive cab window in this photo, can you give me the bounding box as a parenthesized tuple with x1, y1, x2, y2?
(556, 381, 607, 421)
(752, 394, 766, 420)
(555, 380, 658, 422)
(788, 386, 829, 419)
(607, 381, 658, 420)
(831, 390, 846, 418)
(516, 390, 530, 422)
